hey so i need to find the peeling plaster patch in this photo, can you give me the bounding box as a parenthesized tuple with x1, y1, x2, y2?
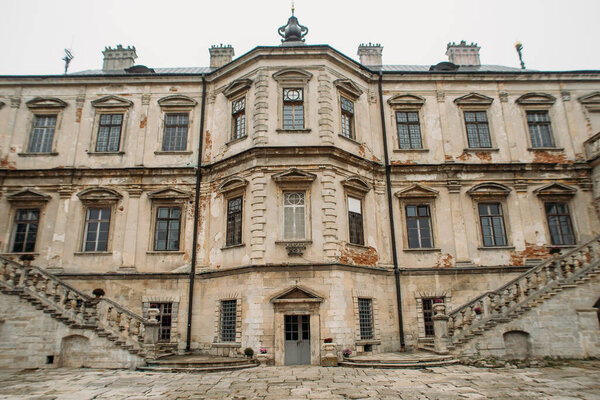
(445, 155, 454, 161)
(52, 233, 65, 243)
(75, 108, 82, 123)
(532, 151, 569, 164)
(214, 232, 222, 243)
(358, 143, 366, 158)
(510, 242, 550, 266)
(204, 130, 212, 162)
(338, 242, 379, 267)
(457, 151, 471, 161)
(139, 116, 147, 129)
(209, 247, 220, 265)
(242, 254, 251, 264)
(0, 155, 16, 169)
(473, 151, 492, 162)
(391, 160, 416, 165)
(435, 253, 454, 268)
(210, 192, 220, 218)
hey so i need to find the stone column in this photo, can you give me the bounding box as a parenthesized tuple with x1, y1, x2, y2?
(432, 302, 450, 354)
(48, 187, 74, 271)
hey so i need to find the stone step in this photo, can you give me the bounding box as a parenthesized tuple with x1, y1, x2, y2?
(138, 363, 258, 373)
(340, 359, 460, 369)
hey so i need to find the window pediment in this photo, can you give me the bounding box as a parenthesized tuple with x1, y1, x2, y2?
(334, 79, 363, 100)
(272, 68, 313, 84)
(578, 92, 600, 112)
(341, 176, 371, 194)
(395, 184, 438, 199)
(387, 94, 426, 107)
(467, 182, 511, 198)
(26, 97, 68, 109)
(534, 182, 576, 197)
(7, 189, 51, 203)
(218, 177, 248, 195)
(270, 285, 324, 303)
(454, 92, 494, 106)
(91, 95, 133, 109)
(222, 79, 253, 99)
(516, 92, 556, 106)
(77, 187, 122, 203)
(272, 168, 316, 185)
(157, 95, 197, 109)
(147, 188, 191, 200)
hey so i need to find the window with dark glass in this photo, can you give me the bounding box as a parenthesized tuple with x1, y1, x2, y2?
(464, 111, 491, 148)
(545, 202, 575, 245)
(28, 115, 57, 153)
(232, 98, 246, 140)
(154, 206, 181, 251)
(340, 96, 355, 139)
(162, 113, 188, 151)
(96, 114, 123, 152)
(348, 196, 364, 245)
(478, 203, 507, 247)
(220, 299, 237, 342)
(83, 208, 110, 252)
(527, 111, 555, 148)
(405, 205, 433, 248)
(11, 209, 39, 253)
(422, 298, 443, 337)
(283, 88, 304, 130)
(283, 191, 305, 240)
(396, 111, 422, 149)
(226, 197, 243, 246)
(149, 302, 172, 342)
(358, 298, 373, 340)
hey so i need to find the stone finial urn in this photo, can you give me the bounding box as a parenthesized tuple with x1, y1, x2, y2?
(147, 307, 160, 323)
(322, 342, 338, 366)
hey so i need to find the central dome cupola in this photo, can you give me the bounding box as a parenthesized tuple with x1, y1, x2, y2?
(278, 4, 308, 46)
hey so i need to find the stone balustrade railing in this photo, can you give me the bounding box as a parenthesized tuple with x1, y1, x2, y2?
(0, 256, 160, 359)
(447, 236, 600, 342)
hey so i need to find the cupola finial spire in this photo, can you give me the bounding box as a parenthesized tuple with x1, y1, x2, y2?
(278, 3, 308, 46)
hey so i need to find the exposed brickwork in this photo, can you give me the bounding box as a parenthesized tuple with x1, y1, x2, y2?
(532, 150, 569, 164)
(338, 242, 379, 267)
(435, 253, 455, 268)
(510, 242, 551, 266)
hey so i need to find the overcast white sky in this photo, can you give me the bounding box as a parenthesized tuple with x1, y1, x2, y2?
(1, 0, 598, 75)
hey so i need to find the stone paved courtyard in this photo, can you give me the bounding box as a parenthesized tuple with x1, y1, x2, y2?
(1, 362, 599, 400)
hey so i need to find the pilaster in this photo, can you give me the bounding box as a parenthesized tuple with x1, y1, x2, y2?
(250, 172, 267, 263)
(321, 169, 338, 260)
(317, 71, 334, 145)
(252, 70, 269, 146)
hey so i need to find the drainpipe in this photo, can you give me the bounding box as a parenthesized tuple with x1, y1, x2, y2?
(378, 71, 406, 351)
(186, 74, 207, 352)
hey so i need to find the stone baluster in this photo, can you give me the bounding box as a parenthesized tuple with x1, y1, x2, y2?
(432, 302, 450, 354)
(481, 295, 491, 317)
(143, 308, 160, 359)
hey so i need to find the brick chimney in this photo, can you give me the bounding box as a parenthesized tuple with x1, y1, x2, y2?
(357, 43, 383, 66)
(209, 44, 235, 68)
(446, 41, 481, 66)
(102, 45, 137, 71)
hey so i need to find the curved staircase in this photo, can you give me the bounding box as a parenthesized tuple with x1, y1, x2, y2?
(340, 351, 459, 369)
(139, 355, 259, 373)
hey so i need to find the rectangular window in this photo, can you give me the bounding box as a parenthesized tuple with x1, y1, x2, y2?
(478, 203, 508, 247)
(220, 299, 237, 342)
(527, 111, 555, 148)
(96, 114, 123, 152)
(396, 111, 423, 149)
(83, 208, 110, 252)
(348, 196, 364, 245)
(283, 191, 306, 240)
(545, 202, 575, 245)
(154, 206, 181, 251)
(11, 209, 39, 253)
(149, 302, 172, 342)
(405, 205, 433, 248)
(283, 88, 304, 130)
(340, 96, 355, 139)
(28, 115, 57, 153)
(358, 298, 374, 340)
(162, 113, 189, 151)
(422, 298, 443, 337)
(232, 98, 246, 140)
(226, 197, 243, 246)
(464, 111, 491, 148)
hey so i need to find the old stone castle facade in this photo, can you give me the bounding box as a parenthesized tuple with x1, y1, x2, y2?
(1, 12, 599, 368)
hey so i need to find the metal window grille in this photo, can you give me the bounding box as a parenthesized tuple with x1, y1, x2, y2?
(358, 298, 373, 340)
(396, 112, 423, 149)
(348, 196, 364, 245)
(154, 206, 181, 251)
(283, 191, 305, 240)
(422, 298, 443, 337)
(83, 208, 111, 252)
(478, 203, 507, 247)
(96, 113, 123, 152)
(226, 197, 243, 246)
(545, 202, 575, 245)
(149, 302, 172, 342)
(12, 209, 39, 253)
(162, 113, 189, 151)
(464, 111, 491, 148)
(527, 111, 555, 148)
(405, 205, 433, 248)
(340, 96, 355, 139)
(232, 98, 246, 139)
(220, 300, 237, 342)
(283, 88, 304, 130)
(28, 115, 57, 153)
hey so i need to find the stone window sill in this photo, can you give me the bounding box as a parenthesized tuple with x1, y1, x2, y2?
(477, 246, 516, 250)
(275, 240, 313, 245)
(403, 248, 441, 252)
(87, 151, 125, 156)
(226, 136, 248, 146)
(154, 151, 193, 155)
(338, 134, 360, 145)
(463, 148, 499, 152)
(528, 147, 564, 152)
(1, 252, 40, 257)
(74, 251, 112, 256)
(355, 339, 381, 345)
(546, 244, 577, 249)
(221, 243, 246, 251)
(212, 342, 241, 348)
(18, 152, 58, 157)
(276, 128, 311, 134)
(146, 251, 186, 255)
(393, 148, 429, 153)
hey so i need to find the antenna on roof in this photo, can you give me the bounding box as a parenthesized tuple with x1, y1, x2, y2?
(62, 49, 74, 75)
(291, 0, 295, 15)
(514, 41, 526, 70)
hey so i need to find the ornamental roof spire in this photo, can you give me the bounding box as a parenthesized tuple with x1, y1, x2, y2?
(278, 2, 308, 46)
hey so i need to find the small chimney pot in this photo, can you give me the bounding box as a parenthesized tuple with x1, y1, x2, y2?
(446, 41, 481, 66)
(357, 43, 383, 66)
(102, 44, 137, 71)
(209, 44, 235, 69)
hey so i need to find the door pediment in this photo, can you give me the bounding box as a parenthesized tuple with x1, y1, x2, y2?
(270, 285, 324, 303)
